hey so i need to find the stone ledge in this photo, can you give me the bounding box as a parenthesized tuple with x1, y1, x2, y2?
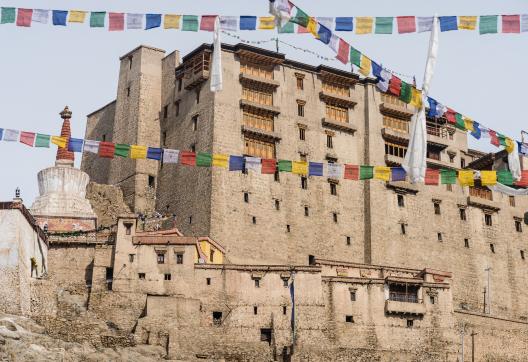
(240, 99, 280, 115)
(241, 125, 281, 142)
(321, 118, 356, 134)
(319, 91, 357, 108)
(385, 300, 426, 316)
(239, 73, 280, 89)
(467, 196, 500, 212)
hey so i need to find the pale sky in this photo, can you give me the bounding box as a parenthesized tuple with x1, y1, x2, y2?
(0, 0, 526, 204)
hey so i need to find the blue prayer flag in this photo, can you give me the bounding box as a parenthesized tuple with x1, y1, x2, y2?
(68, 138, 84, 152)
(229, 156, 245, 171)
(470, 121, 481, 140)
(518, 141, 528, 156)
(335, 17, 353, 31)
(317, 24, 332, 45)
(427, 97, 438, 117)
(391, 167, 406, 181)
(147, 147, 162, 161)
(52, 10, 68, 26)
(145, 14, 161, 30)
(372, 62, 382, 79)
(439, 16, 458, 32)
(308, 162, 324, 177)
(240, 16, 257, 30)
(0, 128, 3, 141)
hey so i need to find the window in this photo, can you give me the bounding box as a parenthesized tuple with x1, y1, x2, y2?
(175, 101, 180, 116)
(446, 184, 453, 192)
(300, 153, 307, 162)
(407, 319, 414, 328)
(196, 89, 200, 104)
(485, 214, 493, 226)
(157, 253, 165, 264)
(283, 306, 287, 315)
(254, 278, 260, 288)
(163, 105, 168, 119)
(301, 177, 308, 190)
(296, 74, 304, 90)
(242, 87, 273, 106)
(240, 61, 273, 79)
(389, 284, 419, 303)
(148, 175, 155, 188)
(385, 142, 407, 158)
(283, 279, 289, 288)
(127, 87, 130, 97)
(449, 154, 455, 163)
(252, 216, 257, 224)
(297, 100, 305, 117)
(124, 223, 133, 235)
(345, 315, 354, 323)
(460, 158, 466, 168)
(286, 225, 291, 233)
(381, 93, 407, 108)
(490, 244, 495, 253)
(521, 250, 525, 260)
(383, 116, 409, 134)
(176, 253, 183, 264)
(309, 255, 316, 265)
(509, 196, 516, 207)
(299, 127, 306, 141)
(164, 274, 171, 281)
(162, 131, 167, 146)
(188, 216, 192, 224)
(325, 103, 348, 122)
(346, 236, 351, 246)
(515, 220, 523, 232)
(327, 134, 334, 149)
(138, 273, 145, 280)
(105, 267, 113, 290)
(213, 312, 222, 326)
(129, 254, 135, 262)
(206, 277, 211, 285)
(275, 199, 280, 210)
(244, 192, 249, 203)
(244, 136, 275, 159)
(434, 202, 441, 215)
(304, 206, 309, 217)
(400, 223, 407, 235)
(190, 144, 196, 153)
(427, 148, 441, 161)
(397, 194, 405, 207)
(460, 208, 467, 221)
(333, 213, 338, 223)
(243, 110, 274, 132)
(274, 170, 280, 183)
(192, 115, 198, 131)
(177, 77, 183, 92)
(129, 56, 133, 69)
(330, 182, 337, 196)
(437, 233, 443, 242)
(350, 290, 356, 301)
(102, 134, 106, 142)
(260, 328, 272, 345)
(253, 306, 258, 315)
(322, 81, 350, 97)
(430, 296, 435, 305)
(209, 249, 215, 263)
(464, 239, 470, 248)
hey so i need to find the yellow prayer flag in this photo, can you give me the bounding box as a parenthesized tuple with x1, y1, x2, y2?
(410, 88, 423, 108)
(355, 17, 373, 34)
(463, 117, 474, 132)
(374, 166, 391, 181)
(292, 161, 308, 175)
(212, 154, 229, 168)
(359, 55, 372, 77)
(505, 138, 515, 153)
(51, 136, 67, 149)
(306, 17, 319, 38)
(130, 145, 147, 159)
(458, 170, 475, 187)
(68, 11, 86, 23)
(459, 16, 477, 30)
(480, 171, 497, 186)
(164, 15, 181, 29)
(258, 16, 276, 30)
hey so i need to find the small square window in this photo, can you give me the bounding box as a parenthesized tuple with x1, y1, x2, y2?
(275, 199, 280, 210)
(286, 225, 291, 233)
(437, 233, 443, 242)
(253, 306, 258, 315)
(176, 253, 183, 264)
(434, 202, 441, 215)
(283, 279, 289, 287)
(213, 311, 222, 326)
(464, 239, 470, 248)
(252, 216, 257, 224)
(490, 243, 495, 253)
(346, 236, 351, 246)
(515, 220, 523, 233)
(485, 214, 493, 226)
(164, 274, 171, 281)
(345, 315, 354, 323)
(129, 254, 135, 262)
(330, 183, 337, 196)
(297, 101, 305, 117)
(400, 223, 407, 235)
(255, 278, 260, 288)
(301, 177, 308, 190)
(138, 273, 145, 280)
(304, 206, 309, 217)
(521, 250, 525, 260)
(430, 296, 435, 304)
(206, 277, 211, 285)
(260, 328, 272, 345)
(509, 196, 516, 207)
(350, 291, 356, 301)
(157, 253, 165, 264)
(308, 255, 316, 265)
(299, 127, 306, 141)
(397, 194, 405, 207)
(244, 192, 249, 203)
(333, 213, 338, 223)
(124, 223, 133, 235)
(407, 319, 414, 328)
(327, 134, 333, 149)
(460, 208, 467, 221)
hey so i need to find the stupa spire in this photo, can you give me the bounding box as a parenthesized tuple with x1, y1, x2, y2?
(56, 106, 74, 166)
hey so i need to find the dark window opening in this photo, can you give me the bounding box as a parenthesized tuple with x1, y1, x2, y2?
(397, 194, 405, 207)
(515, 220, 523, 233)
(253, 306, 258, 315)
(162, 131, 167, 146)
(190, 144, 196, 153)
(297, 102, 305, 117)
(129, 254, 135, 262)
(400, 223, 407, 235)
(164, 274, 171, 281)
(163, 105, 168, 119)
(157, 253, 165, 264)
(192, 115, 198, 131)
(485, 214, 493, 226)
(188, 216, 192, 224)
(252, 216, 257, 224)
(346, 236, 351, 246)
(509, 196, 516, 207)
(275, 199, 280, 210)
(129, 56, 133, 69)
(213, 311, 222, 326)
(345, 315, 354, 323)
(460, 208, 467, 221)
(330, 183, 337, 196)
(407, 319, 414, 328)
(434, 202, 441, 215)
(254, 278, 260, 288)
(304, 206, 309, 217)
(175, 101, 180, 116)
(206, 277, 211, 285)
(138, 273, 145, 280)
(244, 192, 249, 203)
(196, 89, 200, 104)
(260, 328, 272, 345)
(286, 225, 291, 233)
(102, 134, 106, 142)
(490, 244, 495, 253)
(461, 158, 466, 168)
(283, 306, 287, 315)
(308, 255, 316, 265)
(389, 283, 419, 303)
(209, 250, 215, 263)
(430, 296, 435, 304)
(124, 223, 133, 235)
(446, 184, 453, 192)
(301, 177, 308, 190)
(274, 170, 280, 182)
(176, 253, 183, 264)
(299, 127, 306, 141)
(464, 239, 470, 248)
(296, 77, 304, 90)
(333, 213, 338, 223)
(521, 250, 525, 260)
(177, 78, 183, 92)
(106, 267, 113, 291)
(327, 134, 333, 149)
(148, 175, 155, 188)
(283, 279, 289, 287)
(350, 291, 356, 301)
(127, 87, 130, 97)
(437, 233, 443, 242)
(449, 154, 455, 163)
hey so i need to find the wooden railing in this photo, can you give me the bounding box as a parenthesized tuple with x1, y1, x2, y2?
(469, 187, 493, 201)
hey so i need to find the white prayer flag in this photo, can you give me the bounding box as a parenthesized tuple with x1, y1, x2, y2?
(403, 15, 439, 184)
(328, 34, 339, 53)
(480, 127, 491, 139)
(32, 9, 49, 24)
(508, 142, 522, 181)
(127, 13, 143, 29)
(317, 17, 334, 30)
(210, 16, 223, 92)
(84, 140, 100, 154)
(220, 16, 238, 31)
(269, 0, 292, 28)
(435, 103, 447, 117)
(3, 129, 19, 142)
(245, 157, 261, 173)
(376, 69, 391, 92)
(520, 142, 528, 155)
(163, 149, 180, 164)
(326, 163, 343, 179)
(521, 14, 528, 33)
(417, 17, 433, 33)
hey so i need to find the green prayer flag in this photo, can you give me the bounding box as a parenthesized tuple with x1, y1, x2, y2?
(350, 48, 361, 67)
(278, 160, 292, 172)
(1, 7, 15, 24)
(498, 134, 507, 147)
(399, 82, 412, 103)
(182, 15, 199, 31)
(115, 144, 130, 157)
(479, 15, 498, 35)
(90, 12, 106, 28)
(290, 8, 309, 28)
(455, 114, 466, 130)
(497, 170, 513, 185)
(375, 17, 393, 34)
(196, 152, 212, 167)
(359, 166, 374, 180)
(440, 169, 457, 184)
(278, 22, 294, 34)
(35, 134, 50, 148)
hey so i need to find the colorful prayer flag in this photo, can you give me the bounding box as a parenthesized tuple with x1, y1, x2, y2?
(16, 9, 32, 27)
(391, 167, 406, 181)
(240, 16, 257, 30)
(146, 14, 162, 30)
(522, 14, 528, 33)
(292, 161, 308, 175)
(360, 166, 374, 180)
(164, 15, 181, 29)
(327, 163, 343, 179)
(335, 17, 353, 31)
(505, 138, 515, 153)
(3, 129, 19, 142)
(463, 117, 474, 132)
(212, 154, 229, 168)
(471, 121, 481, 140)
(502, 15, 520, 33)
(317, 24, 332, 44)
(306, 17, 318, 37)
(497, 170, 514, 185)
(261, 159, 276, 174)
(127, 13, 143, 30)
(68, 138, 84, 152)
(375, 17, 393, 34)
(147, 147, 162, 161)
(259, 16, 276, 30)
(229, 155, 244, 171)
(336, 39, 350, 64)
(278, 160, 292, 172)
(51, 136, 67, 148)
(417, 17, 433, 32)
(196, 152, 212, 167)
(84, 140, 99, 154)
(68, 11, 86, 23)
(130, 145, 147, 159)
(374, 166, 391, 181)
(355, 17, 373, 34)
(290, 8, 309, 28)
(397, 16, 416, 33)
(444, 109, 456, 125)
(200, 15, 216, 31)
(410, 88, 422, 108)
(278, 21, 294, 33)
(115, 144, 130, 157)
(515, 170, 528, 187)
(399, 81, 412, 103)
(309, 162, 323, 176)
(389, 76, 402, 96)
(480, 171, 497, 186)
(439, 16, 458, 32)
(220, 16, 238, 31)
(90, 12, 106, 28)
(35, 134, 50, 148)
(440, 169, 457, 184)
(458, 16, 477, 30)
(180, 151, 196, 166)
(182, 15, 199, 31)
(19, 132, 35, 146)
(455, 113, 466, 130)
(350, 47, 361, 67)
(344, 164, 359, 180)
(32, 9, 49, 24)
(458, 170, 474, 187)
(359, 55, 371, 77)
(425, 169, 440, 185)
(245, 157, 261, 173)
(109, 13, 124, 31)
(98, 141, 115, 158)
(52, 10, 68, 26)
(489, 130, 500, 147)
(1, 7, 15, 24)
(479, 15, 498, 34)
(162, 149, 179, 163)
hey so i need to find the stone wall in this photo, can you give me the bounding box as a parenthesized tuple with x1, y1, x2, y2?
(85, 182, 131, 227)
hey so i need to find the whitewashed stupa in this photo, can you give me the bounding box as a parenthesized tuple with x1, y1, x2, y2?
(30, 107, 97, 232)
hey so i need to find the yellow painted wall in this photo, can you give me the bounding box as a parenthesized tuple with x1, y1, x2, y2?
(197, 240, 224, 264)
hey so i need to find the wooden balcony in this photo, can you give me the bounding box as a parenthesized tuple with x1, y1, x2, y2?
(321, 117, 357, 134)
(385, 300, 426, 316)
(319, 91, 357, 108)
(239, 73, 280, 90)
(183, 51, 211, 90)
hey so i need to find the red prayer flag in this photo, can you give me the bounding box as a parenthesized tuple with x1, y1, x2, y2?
(388, 76, 402, 96)
(515, 170, 528, 187)
(489, 130, 500, 147)
(16, 8, 33, 27)
(99, 142, 115, 158)
(261, 159, 277, 174)
(19, 132, 35, 146)
(298, 25, 309, 34)
(336, 39, 350, 64)
(344, 164, 359, 180)
(200, 15, 217, 31)
(180, 151, 196, 166)
(502, 15, 520, 33)
(445, 108, 456, 125)
(397, 16, 416, 33)
(109, 12, 125, 31)
(425, 169, 440, 185)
